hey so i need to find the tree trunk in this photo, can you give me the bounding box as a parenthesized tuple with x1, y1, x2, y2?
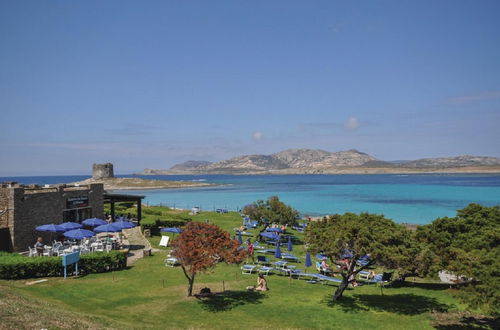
(180, 265, 196, 297)
(187, 274, 195, 296)
(334, 278, 349, 300)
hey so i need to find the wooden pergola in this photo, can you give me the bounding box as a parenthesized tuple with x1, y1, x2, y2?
(103, 193, 145, 225)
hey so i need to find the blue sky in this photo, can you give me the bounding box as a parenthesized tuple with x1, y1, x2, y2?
(1, 0, 499, 175)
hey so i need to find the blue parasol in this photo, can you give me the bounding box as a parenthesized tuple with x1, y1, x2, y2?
(112, 220, 135, 229)
(36, 224, 65, 232)
(82, 218, 107, 227)
(94, 223, 121, 233)
(275, 240, 282, 258)
(59, 222, 83, 230)
(160, 227, 183, 234)
(287, 236, 293, 252)
(305, 252, 312, 268)
(63, 229, 95, 239)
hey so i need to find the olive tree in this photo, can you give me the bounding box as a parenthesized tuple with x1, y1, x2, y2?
(305, 212, 418, 300)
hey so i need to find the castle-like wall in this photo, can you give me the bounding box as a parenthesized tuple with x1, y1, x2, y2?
(92, 163, 114, 179)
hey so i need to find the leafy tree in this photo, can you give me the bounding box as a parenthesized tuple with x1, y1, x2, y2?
(416, 204, 500, 316)
(243, 196, 299, 226)
(305, 212, 418, 300)
(171, 222, 246, 296)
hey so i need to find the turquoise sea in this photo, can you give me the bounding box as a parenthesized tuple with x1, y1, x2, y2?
(3, 174, 500, 224)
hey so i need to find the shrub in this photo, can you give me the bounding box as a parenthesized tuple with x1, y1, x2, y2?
(143, 208, 162, 216)
(141, 219, 191, 235)
(0, 251, 127, 279)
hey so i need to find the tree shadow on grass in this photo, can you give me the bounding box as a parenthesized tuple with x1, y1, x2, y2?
(392, 280, 460, 291)
(432, 313, 500, 330)
(197, 290, 267, 312)
(325, 293, 450, 315)
(323, 295, 369, 312)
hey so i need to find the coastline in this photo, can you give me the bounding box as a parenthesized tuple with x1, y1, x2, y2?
(72, 177, 218, 191)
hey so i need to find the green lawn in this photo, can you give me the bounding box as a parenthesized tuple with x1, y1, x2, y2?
(0, 208, 491, 329)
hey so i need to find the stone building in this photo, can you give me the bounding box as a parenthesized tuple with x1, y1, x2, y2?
(92, 163, 114, 179)
(0, 182, 104, 252)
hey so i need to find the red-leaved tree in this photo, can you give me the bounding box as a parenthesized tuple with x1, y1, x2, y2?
(171, 222, 246, 296)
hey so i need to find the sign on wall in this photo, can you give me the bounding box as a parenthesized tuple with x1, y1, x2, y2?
(66, 196, 89, 209)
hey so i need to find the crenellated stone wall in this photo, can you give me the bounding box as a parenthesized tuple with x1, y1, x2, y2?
(92, 163, 114, 179)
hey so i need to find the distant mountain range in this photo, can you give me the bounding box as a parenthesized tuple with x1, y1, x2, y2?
(140, 149, 500, 175)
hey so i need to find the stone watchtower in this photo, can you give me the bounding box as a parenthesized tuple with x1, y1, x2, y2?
(92, 163, 114, 179)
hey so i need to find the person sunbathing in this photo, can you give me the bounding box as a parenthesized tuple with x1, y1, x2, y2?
(256, 274, 269, 291)
(320, 259, 331, 274)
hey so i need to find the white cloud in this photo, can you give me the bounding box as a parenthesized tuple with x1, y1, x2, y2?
(344, 117, 360, 130)
(252, 131, 264, 141)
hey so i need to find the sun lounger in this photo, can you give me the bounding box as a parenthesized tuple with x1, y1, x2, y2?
(255, 249, 276, 254)
(165, 257, 179, 267)
(314, 274, 343, 285)
(358, 271, 371, 280)
(258, 266, 273, 276)
(253, 241, 265, 250)
(273, 260, 288, 268)
(281, 253, 299, 262)
(241, 264, 257, 274)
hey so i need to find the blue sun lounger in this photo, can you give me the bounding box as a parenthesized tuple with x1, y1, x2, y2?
(314, 274, 343, 285)
(258, 266, 274, 276)
(281, 253, 299, 262)
(256, 249, 276, 255)
(241, 264, 257, 274)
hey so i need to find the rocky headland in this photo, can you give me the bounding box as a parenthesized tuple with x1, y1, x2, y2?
(139, 148, 500, 175)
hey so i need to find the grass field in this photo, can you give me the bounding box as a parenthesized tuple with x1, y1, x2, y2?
(0, 208, 494, 329)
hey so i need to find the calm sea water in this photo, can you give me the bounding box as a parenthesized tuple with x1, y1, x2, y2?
(2, 174, 500, 224)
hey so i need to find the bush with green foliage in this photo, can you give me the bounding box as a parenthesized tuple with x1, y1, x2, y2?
(305, 212, 419, 300)
(243, 196, 299, 226)
(143, 208, 163, 216)
(416, 203, 500, 316)
(0, 251, 127, 279)
(141, 218, 191, 235)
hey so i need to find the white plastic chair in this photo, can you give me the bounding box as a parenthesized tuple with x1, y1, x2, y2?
(105, 243, 113, 252)
(43, 247, 52, 256)
(28, 246, 37, 257)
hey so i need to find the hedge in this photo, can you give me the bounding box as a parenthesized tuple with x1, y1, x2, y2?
(0, 251, 127, 279)
(141, 219, 190, 235)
